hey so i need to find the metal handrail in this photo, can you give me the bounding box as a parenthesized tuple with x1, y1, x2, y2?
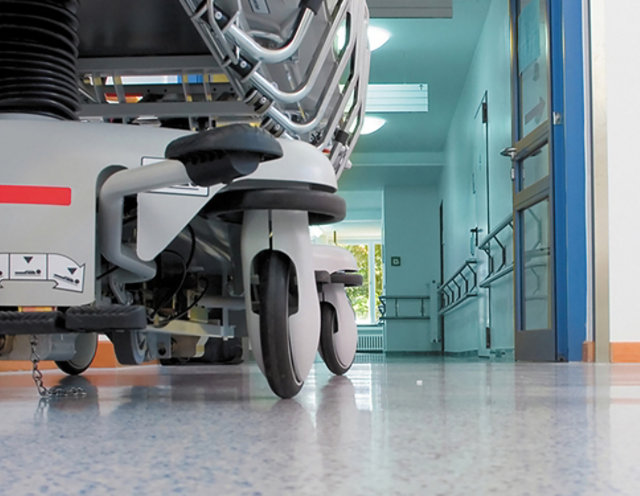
(479, 265, 513, 288)
(438, 259, 478, 314)
(378, 295, 431, 320)
(439, 259, 478, 293)
(439, 291, 478, 316)
(478, 215, 513, 252)
(478, 214, 514, 288)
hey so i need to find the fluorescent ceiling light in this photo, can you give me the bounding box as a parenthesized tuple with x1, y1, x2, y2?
(368, 26, 391, 51)
(365, 83, 429, 113)
(360, 116, 386, 135)
(336, 26, 391, 53)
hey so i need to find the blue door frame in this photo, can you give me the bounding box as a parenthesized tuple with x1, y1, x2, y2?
(550, 0, 588, 361)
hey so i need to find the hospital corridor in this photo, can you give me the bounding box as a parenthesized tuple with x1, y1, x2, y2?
(1, 0, 640, 494)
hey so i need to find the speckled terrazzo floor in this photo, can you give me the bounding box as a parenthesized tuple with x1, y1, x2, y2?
(1, 356, 640, 495)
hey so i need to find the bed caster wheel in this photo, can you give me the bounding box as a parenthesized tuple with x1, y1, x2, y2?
(319, 286, 357, 375)
(111, 330, 148, 365)
(243, 209, 320, 398)
(257, 251, 304, 399)
(55, 333, 98, 375)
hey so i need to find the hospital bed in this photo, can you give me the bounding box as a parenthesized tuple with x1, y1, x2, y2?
(0, 0, 370, 398)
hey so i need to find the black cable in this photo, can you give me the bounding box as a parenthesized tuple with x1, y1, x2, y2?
(150, 226, 196, 317)
(154, 278, 210, 328)
(185, 224, 197, 269)
(96, 265, 118, 280)
(148, 249, 187, 320)
(99, 225, 195, 318)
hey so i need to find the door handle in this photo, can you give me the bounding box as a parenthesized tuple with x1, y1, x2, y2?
(500, 147, 517, 160)
(500, 147, 517, 182)
(470, 226, 483, 247)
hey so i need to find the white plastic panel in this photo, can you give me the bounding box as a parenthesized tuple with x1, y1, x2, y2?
(234, 139, 338, 191)
(312, 244, 358, 274)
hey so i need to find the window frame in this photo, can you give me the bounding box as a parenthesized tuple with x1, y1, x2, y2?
(340, 239, 383, 325)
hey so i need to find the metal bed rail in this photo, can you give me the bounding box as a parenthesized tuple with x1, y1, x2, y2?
(76, 1, 370, 175)
(178, 0, 370, 174)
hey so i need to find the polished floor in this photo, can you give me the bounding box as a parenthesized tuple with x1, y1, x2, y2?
(1, 356, 640, 495)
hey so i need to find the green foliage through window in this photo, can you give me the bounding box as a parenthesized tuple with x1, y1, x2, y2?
(341, 243, 383, 324)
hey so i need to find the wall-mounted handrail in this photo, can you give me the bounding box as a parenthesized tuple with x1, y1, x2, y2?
(439, 291, 478, 316)
(440, 259, 478, 290)
(438, 259, 478, 315)
(478, 214, 514, 288)
(479, 266, 513, 289)
(478, 215, 513, 252)
(378, 295, 431, 320)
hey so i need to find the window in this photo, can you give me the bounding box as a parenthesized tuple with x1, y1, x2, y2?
(310, 222, 383, 326)
(340, 242, 383, 324)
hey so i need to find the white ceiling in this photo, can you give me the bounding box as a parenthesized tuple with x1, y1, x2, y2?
(367, 0, 453, 18)
(339, 0, 493, 192)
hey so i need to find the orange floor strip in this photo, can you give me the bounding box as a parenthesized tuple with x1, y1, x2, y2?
(0, 359, 59, 372)
(610, 342, 640, 363)
(0, 340, 120, 372)
(5, 340, 638, 369)
(93, 340, 118, 368)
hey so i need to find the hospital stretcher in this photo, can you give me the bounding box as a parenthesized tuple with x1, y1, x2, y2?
(0, 0, 370, 398)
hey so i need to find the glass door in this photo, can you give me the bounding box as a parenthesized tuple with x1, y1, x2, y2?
(506, 0, 555, 360)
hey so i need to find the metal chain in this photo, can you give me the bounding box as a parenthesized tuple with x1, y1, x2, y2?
(29, 335, 87, 399)
(34, 397, 48, 423)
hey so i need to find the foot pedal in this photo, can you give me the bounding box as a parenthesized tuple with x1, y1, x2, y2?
(165, 124, 282, 186)
(0, 311, 65, 335)
(315, 270, 331, 284)
(331, 272, 363, 287)
(65, 305, 147, 331)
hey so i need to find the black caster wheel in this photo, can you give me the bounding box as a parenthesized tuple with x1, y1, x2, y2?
(55, 332, 98, 375)
(257, 251, 303, 399)
(111, 330, 148, 365)
(319, 301, 355, 375)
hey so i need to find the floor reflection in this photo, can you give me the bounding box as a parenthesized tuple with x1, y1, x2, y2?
(33, 375, 100, 424)
(2, 358, 640, 494)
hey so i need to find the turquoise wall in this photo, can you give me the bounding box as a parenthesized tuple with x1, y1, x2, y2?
(383, 186, 440, 352)
(439, 0, 513, 355)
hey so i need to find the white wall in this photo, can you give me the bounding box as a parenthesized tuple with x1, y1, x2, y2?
(439, 0, 513, 354)
(603, 0, 640, 343)
(383, 186, 440, 352)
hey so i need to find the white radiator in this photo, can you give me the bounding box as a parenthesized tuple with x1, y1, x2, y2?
(357, 334, 384, 352)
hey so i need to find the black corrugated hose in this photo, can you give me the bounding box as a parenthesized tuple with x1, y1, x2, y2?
(0, 0, 80, 120)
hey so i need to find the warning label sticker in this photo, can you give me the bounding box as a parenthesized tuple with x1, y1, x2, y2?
(0, 253, 85, 292)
